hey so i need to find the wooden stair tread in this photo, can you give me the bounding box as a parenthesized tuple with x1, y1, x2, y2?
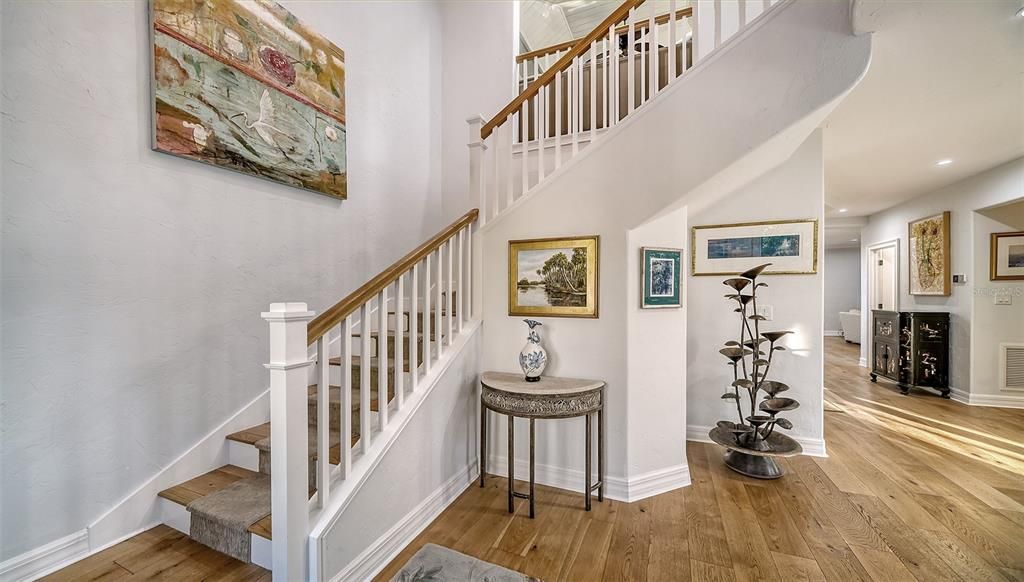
(157, 465, 260, 507)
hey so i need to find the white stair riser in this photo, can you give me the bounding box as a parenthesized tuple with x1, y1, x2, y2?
(227, 440, 260, 472)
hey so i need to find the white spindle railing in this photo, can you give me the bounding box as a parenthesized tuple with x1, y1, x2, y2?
(476, 0, 781, 226)
(263, 210, 477, 580)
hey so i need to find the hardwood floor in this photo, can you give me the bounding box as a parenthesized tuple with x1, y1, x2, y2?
(45, 338, 1024, 581)
(377, 338, 1024, 581)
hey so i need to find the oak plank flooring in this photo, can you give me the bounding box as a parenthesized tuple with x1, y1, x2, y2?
(49, 339, 1024, 581)
(377, 338, 1024, 581)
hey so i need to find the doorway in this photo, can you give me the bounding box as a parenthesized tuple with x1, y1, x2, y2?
(867, 240, 898, 312)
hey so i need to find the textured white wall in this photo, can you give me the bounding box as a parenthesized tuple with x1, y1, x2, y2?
(858, 158, 1024, 395)
(687, 131, 826, 449)
(0, 0, 444, 560)
(824, 247, 862, 334)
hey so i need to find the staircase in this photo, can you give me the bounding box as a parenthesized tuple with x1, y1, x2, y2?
(153, 210, 478, 576)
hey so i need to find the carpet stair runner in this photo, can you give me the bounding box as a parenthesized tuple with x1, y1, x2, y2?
(155, 313, 439, 564)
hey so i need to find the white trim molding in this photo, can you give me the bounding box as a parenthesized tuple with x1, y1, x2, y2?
(824, 330, 843, 337)
(0, 530, 89, 582)
(330, 462, 478, 582)
(950, 387, 1024, 409)
(686, 424, 828, 458)
(484, 456, 690, 503)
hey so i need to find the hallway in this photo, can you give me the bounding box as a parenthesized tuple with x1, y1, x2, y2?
(378, 338, 1024, 581)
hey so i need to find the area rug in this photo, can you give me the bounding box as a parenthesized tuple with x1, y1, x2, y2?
(390, 544, 539, 582)
(186, 474, 271, 562)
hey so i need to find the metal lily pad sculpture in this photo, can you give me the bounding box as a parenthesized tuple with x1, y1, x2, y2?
(708, 263, 803, 479)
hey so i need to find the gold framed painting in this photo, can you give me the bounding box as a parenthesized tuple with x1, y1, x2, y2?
(908, 211, 951, 296)
(508, 236, 599, 318)
(691, 219, 818, 276)
(990, 231, 1024, 281)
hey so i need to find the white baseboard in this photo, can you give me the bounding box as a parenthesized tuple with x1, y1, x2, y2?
(858, 357, 867, 368)
(824, 330, 843, 337)
(950, 387, 1024, 409)
(0, 530, 89, 582)
(86, 389, 270, 552)
(485, 456, 690, 503)
(331, 462, 478, 582)
(686, 424, 827, 458)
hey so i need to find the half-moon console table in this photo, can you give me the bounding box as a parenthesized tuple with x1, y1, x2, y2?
(479, 371, 606, 518)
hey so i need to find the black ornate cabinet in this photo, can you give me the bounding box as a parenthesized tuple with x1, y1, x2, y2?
(870, 310, 950, 397)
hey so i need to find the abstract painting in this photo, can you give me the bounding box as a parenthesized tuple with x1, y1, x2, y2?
(692, 219, 818, 276)
(509, 236, 599, 318)
(642, 247, 682, 308)
(908, 211, 950, 295)
(990, 231, 1024, 281)
(151, 0, 347, 198)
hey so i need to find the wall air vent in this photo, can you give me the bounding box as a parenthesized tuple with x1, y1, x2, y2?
(1000, 343, 1024, 392)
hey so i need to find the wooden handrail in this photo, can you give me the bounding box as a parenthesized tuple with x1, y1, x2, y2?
(516, 7, 694, 64)
(307, 208, 479, 343)
(482, 0, 645, 139)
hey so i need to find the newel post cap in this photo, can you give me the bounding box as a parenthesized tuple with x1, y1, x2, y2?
(261, 302, 315, 321)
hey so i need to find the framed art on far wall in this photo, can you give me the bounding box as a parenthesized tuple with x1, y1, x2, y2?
(642, 247, 682, 308)
(991, 231, 1024, 281)
(908, 211, 951, 296)
(508, 236, 599, 318)
(691, 219, 818, 276)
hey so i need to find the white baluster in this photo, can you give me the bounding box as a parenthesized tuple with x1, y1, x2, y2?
(378, 287, 389, 428)
(490, 123, 498, 221)
(669, 0, 677, 81)
(521, 101, 528, 197)
(435, 247, 444, 358)
(395, 273, 404, 410)
(739, 0, 747, 27)
(608, 24, 617, 125)
(466, 225, 473, 321)
(467, 115, 486, 227)
(340, 315, 352, 478)
(538, 82, 546, 182)
(505, 122, 513, 209)
(360, 301, 372, 453)
(554, 71, 562, 169)
(447, 236, 454, 343)
(572, 55, 580, 156)
(714, 0, 723, 49)
(457, 229, 465, 333)
(424, 253, 432, 373)
(627, 11, 635, 113)
(589, 39, 597, 140)
(410, 263, 419, 391)
(650, 12, 659, 95)
(261, 302, 313, 582)
(316, 335, 330, 508)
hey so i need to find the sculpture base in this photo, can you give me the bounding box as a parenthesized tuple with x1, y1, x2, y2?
(524, 376, 541, 383)
(723, 449, 784, 480)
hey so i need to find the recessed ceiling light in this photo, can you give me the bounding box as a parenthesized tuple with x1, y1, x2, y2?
(838, 208, 848, 213)
(936, 159, 953, 166)
(850, 239, 858, 242)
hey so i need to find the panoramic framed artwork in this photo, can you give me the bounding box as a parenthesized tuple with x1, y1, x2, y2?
(691, 219, 818, 276)
(508, 236, 599, 318)
(908, 211, 951, 295)
(641, 247, 682, 308)
(991, 231, 1024, 281)
(151, 0, 347, 199)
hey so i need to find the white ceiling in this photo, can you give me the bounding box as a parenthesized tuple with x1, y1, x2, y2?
(823, 0, 1024, 220)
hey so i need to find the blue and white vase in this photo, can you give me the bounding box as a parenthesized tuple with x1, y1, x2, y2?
(519, 319, 548, 382)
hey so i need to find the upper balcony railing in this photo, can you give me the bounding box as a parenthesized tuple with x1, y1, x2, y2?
(470, 0, 781, 226)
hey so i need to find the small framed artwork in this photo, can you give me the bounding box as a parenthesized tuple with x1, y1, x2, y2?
(908, 211, 951, 296)
(991, 231, 1024, 281)
(508, 236, 599, 318)
(691, 219, 818, 276)
(642, 247, 682, 308)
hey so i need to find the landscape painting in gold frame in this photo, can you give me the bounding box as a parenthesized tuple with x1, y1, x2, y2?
(508, 236, 599, 318)
(990, 231, 1024, 281)
(908, 211, 951, 295)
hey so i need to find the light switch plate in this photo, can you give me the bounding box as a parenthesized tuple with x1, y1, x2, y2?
(953, 274, 967, 284)
(995, 294, 1012, 305)
(757, 305, 774, 321)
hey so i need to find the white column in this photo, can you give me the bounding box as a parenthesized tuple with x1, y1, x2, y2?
(261, 302, 314, 582)
(467, 115, 487, 225)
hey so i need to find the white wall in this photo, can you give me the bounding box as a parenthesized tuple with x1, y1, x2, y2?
(440, 1, 516, 223)
(859, 158, 1024, 396)
(824, 247, 861, 334)
(687, 131, 826, 452)
(971, 207, 1024, 399)
(0, 0, 444, 561)
(477, 0, 867, 490)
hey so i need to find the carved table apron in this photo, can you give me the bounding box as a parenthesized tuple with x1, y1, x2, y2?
(479, 371, 606, 518)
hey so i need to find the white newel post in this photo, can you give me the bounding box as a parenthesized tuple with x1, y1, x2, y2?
(467, 115, 487, 225)
(261, 302, 314, 582)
